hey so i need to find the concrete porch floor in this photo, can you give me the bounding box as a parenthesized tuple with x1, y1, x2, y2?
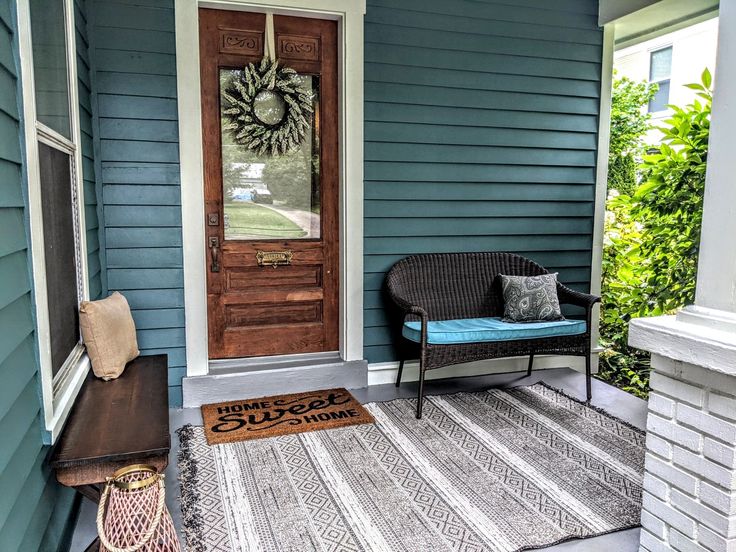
(70, 367, 647, 551)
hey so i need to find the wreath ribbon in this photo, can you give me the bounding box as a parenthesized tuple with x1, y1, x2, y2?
(265, 12, 276, 66)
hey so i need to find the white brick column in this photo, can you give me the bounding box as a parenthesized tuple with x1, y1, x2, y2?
(629, 321, 736, 552)
(628, 5, 736, 551)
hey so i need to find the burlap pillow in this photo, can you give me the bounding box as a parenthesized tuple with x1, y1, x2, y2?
(79, 292, 139, 380)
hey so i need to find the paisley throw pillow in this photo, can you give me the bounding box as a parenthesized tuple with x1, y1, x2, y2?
(499, 273, 564, 322)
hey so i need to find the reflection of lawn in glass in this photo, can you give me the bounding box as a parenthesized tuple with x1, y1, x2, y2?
(224, 202, 307, 239)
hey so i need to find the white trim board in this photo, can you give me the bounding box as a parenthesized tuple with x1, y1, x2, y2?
(589, 25, 615, 354)
(368, 355, 593, 387)
(175, 0, 365, 382)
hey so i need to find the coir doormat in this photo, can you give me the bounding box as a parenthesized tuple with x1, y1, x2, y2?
(200, 388, 374, 445)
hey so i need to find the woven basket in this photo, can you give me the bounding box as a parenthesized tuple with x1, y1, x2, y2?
(97, 464, 180, 552)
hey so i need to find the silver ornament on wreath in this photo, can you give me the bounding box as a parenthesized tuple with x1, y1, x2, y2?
(222, 57, 314, 157)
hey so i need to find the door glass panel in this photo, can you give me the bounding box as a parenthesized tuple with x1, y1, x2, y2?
(220, 69, 320, 240)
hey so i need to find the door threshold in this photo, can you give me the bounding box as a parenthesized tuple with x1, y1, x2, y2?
(208, 351, 342, 376)
(185, 352, 367, 407)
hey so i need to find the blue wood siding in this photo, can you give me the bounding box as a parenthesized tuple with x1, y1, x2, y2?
(80, 0, 604, 376)
(363, 0, 603, 362)
(0, 2, 77, 550)
(88, 0, 184, 405)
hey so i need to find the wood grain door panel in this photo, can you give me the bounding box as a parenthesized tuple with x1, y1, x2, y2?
(225, 301, 323, 327)
(200, 9, 339, 359)
(225, 266, 322, 291)
(224, 323, 326, 356)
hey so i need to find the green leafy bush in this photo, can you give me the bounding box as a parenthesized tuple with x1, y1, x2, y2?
(633, 71, 711, 313)
(598, 190, 651, 398)
(597, 69, 712, 399)
(607, 74, 657, 195)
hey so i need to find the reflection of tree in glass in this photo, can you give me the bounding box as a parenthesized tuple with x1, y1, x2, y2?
(262, 149, 320, 212)
(219, 69, 320, 212)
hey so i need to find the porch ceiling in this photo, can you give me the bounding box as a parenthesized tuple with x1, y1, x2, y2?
(600, 0, 719, 49)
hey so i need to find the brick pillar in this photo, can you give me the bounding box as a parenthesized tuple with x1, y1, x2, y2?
(630, 318, 736, 552)
(628, 5, 736, 550)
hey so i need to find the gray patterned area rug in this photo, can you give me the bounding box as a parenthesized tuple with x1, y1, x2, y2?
(177, 383, 645, 552)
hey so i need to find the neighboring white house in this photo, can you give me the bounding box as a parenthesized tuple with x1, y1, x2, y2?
(614, 17, 719, 144)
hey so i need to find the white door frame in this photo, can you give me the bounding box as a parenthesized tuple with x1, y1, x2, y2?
(175, 0, 366, 376)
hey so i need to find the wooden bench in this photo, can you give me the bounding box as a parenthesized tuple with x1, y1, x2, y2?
(385, 253, 600, 419)
(50, 354, 170, 550)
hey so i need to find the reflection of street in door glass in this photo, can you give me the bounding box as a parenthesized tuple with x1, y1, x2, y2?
(220, 69, 321, 240)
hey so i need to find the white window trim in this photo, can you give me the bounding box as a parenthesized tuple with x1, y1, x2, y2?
(175, 0, 365, 379)
(16, 0, 90, 444)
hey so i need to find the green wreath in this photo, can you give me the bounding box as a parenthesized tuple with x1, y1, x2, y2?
(222, 57, 313, 156)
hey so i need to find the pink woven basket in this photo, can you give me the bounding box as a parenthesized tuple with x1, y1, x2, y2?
(97, 464, 180, 552)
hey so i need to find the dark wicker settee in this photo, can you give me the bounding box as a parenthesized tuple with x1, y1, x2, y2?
(385, 252, 601, 418)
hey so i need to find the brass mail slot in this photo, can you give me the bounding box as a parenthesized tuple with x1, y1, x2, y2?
(256, 250, 293, 268)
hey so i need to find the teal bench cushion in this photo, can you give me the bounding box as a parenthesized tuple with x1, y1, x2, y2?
(402, 317, 587, 345)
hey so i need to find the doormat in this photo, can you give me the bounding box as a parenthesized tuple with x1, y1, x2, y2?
(200, 388, 373, 445)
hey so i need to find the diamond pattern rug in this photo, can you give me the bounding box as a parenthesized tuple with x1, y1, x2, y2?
(177, 383, 645, 552)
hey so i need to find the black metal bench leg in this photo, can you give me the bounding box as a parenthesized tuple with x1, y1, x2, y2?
(396, 359, 404, 387)
(585, 354, 592, 402)
(527, 353, 534, 377)
(416, 365, 426, 419)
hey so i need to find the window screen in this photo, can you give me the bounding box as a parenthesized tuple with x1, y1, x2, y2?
(38, 142, 80, 375)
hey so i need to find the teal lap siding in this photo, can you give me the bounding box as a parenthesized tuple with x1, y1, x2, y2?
(363, 0, 603, 363)
(81, 0, 602, 377)
(88, 0, 184, 405)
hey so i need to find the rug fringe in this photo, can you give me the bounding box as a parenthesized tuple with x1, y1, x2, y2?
(176, 424, 206, 552)
(509, 522, 642, 552)
(532, 381, 646, 436)
(361, 381, 646, 437)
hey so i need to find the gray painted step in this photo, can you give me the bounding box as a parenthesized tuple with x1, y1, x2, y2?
(183, 354, 368, 407)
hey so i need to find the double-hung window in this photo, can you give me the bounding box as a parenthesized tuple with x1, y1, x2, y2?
(18, 0, 89, 443)
(648, 46, 673, 113)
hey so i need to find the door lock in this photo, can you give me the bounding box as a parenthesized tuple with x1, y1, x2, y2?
(207, 212, 219, 226)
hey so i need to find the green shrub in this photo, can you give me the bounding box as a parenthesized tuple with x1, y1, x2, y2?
(633, 70, 711, 313)
(607, 74, 657, 195)
(608, 154, 638, 196)
(597, 69, 712, 399)
(598, 190, 651, 398)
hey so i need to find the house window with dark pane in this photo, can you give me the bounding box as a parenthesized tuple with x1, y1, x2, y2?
(648, 46, 673, 113)
(37, 142, 82, 376)
(21, 0, 89, 438)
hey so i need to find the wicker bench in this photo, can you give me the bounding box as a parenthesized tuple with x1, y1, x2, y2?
(385, 252, 600, 418)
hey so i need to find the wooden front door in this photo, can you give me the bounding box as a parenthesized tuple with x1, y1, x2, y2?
(200, 9, 339, 359)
